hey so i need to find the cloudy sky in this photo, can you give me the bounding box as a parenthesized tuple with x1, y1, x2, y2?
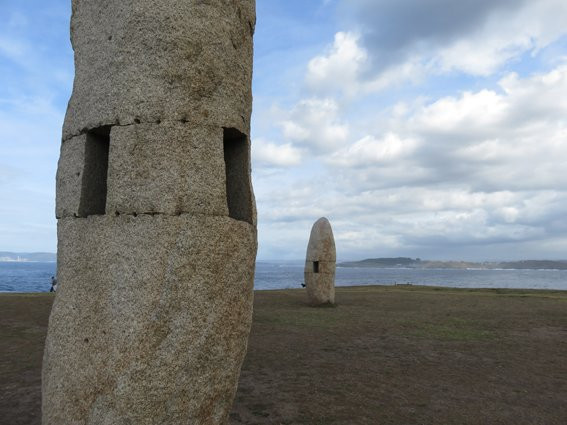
(1, 0, 567, 261)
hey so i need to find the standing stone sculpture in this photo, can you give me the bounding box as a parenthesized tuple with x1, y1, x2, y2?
(304, 218, 336, 305)
(43, 1, 257, 424)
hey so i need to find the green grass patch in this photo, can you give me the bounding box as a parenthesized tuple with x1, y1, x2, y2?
(409, 318, 496, 341)
(254, 308, 341, 329)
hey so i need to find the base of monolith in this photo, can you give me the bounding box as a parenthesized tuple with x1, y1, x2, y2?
(42, 215, 256, 424)
(305, 261, 336, 305)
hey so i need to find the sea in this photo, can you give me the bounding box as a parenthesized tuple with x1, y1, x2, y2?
(1, 261, 566, 292)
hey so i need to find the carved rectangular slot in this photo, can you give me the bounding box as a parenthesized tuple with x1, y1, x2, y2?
(78, 126, 110, 217)
(313, 261, 320, 273)
(223, 128, 253, 224)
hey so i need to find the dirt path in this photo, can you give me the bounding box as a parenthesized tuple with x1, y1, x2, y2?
(1, 286, 566, 424)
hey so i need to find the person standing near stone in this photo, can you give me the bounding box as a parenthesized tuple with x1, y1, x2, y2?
(43, 1, 257, 424)
(304, 217, 336, 305)
(49, 276, 57, 292)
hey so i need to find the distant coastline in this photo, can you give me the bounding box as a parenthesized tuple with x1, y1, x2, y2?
(0, 252, 56, 263)
(338, 257, 567, 271)
(2, 253, 566, 270)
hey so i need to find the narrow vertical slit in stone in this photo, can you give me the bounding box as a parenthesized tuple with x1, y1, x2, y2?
(78, 126, 110, 217)
(223, 127, 252, 224)
(313, 261, 320, 273)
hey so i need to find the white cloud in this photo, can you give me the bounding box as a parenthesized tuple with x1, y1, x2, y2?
(253, 138, 302, 167)
(305, 31, 426, 96)
(364, 58, 427, 92)
(434, 0, 567, 75)
(279, 97, 349, 153)
(329, 133, 418, 167)
(313, 64, 567, 193)
(249, 1, 567, 260)
(302, 0, 567, 106)
(414, 90, 508, 134)
(306, 31, 367, 96)
(254, 58, 567, 259)
(255, 173, 567, 259)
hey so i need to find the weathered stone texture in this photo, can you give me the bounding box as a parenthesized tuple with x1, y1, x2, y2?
(56, 131, 111, 219)
(44, 0, 257, 423)
(63, 0, 255, 140)
(107, 123, 228, 217)
(304, 218, 336, 305)
(44, 215, 256, 424)
(55, 134, 87, 218)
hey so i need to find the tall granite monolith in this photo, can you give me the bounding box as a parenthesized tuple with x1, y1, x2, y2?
(42, 1, 257, 424)
(304, 217, 336, 305)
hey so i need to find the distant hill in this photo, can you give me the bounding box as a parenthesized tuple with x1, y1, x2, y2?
(0, 252, 56, 262)
(339, 257, 421, 268)
(497, 260, 567, 270)
(338, 258, 567, 270)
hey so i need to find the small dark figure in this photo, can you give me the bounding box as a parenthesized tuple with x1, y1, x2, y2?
(300, 282, 306, 288)
(50, 276, 58, 292)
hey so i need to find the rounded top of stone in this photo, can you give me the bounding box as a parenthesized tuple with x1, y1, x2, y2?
(305, 217, 336, 262)
(62, 0, 256, 140)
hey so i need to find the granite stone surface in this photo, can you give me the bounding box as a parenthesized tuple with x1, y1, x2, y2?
(44, 215, 256, 424)
(304, 217, 336, 305)
(44, 0, 257, 423)
(62, 0, 255, 140)
(106, 123, 228, 217)
(55, 134, 88, 218)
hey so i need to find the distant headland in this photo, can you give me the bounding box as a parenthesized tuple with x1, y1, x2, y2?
(338, 257, 567, 270)
(0, 252, 56, 263)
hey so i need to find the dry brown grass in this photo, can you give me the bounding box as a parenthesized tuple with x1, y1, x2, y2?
(1, 286, 566, 425)
(0, 293, 53, 425)
(231, 286, 567, 425)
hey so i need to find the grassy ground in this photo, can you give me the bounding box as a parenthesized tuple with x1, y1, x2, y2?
(0, 293, 53, 425)
(1, 286, 566, 425)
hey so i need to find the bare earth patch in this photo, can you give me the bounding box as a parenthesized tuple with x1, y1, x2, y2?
(1, 286, 566, 425)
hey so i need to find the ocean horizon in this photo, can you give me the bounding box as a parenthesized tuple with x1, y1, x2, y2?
(2, 260, 567, 293)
